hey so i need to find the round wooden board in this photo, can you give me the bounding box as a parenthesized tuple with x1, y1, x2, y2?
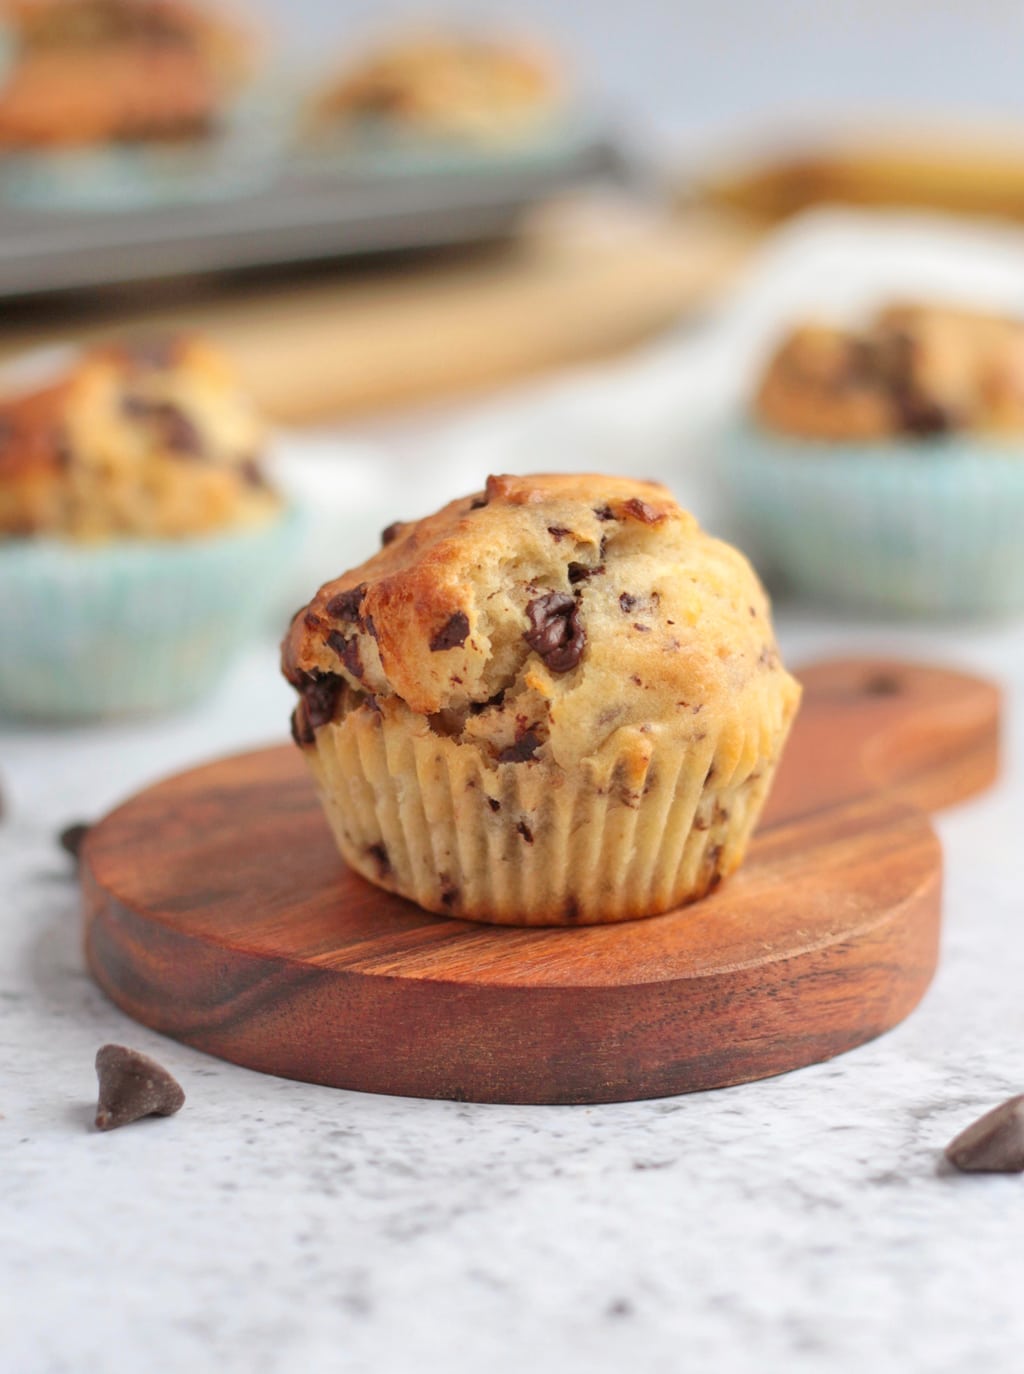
(81, 659, 999, 1104)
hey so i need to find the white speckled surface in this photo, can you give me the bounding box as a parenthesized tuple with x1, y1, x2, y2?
(1, 611, 1022, 1374)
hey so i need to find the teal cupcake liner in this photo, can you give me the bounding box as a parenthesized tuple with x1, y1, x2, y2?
(0, 505, 303, 722)
(719, 421, 1024, 617)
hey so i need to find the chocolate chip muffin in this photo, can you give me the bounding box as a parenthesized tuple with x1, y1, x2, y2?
(0, 336, 277, 539)
(755, 302, 1024, 441)
(282, 473, 801, 926)
(0, 0, 253, 148)
(310, 30, 562, 144)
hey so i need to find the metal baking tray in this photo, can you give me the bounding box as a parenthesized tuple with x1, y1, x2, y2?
(0, 130, 623, 298)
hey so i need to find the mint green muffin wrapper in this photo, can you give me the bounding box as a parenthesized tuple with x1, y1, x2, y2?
(720, 421, 1024, 617)
(0, 505, 303, 721)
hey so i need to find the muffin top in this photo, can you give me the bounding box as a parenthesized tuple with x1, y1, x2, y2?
(311, 30, 561, 142)
(282, 473, 798, 772)
(0, 335, 278, 539)
(754, 302, 1024, 441)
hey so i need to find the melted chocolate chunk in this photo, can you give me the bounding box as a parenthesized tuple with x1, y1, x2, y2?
(94, 1044, 184, 1132)
(301, 672, 342, 730)
(327, 631, 363, 679)
(568, 561, 604, 584)
(497, 729, 542, 764)
(381, 521, 404, 546)
(487, 797, 501, 812)
(290, 704, 313, 747)
(430, 611, 470, 652)
(325, 583, 367, 624)
(524, 592, 585, 673)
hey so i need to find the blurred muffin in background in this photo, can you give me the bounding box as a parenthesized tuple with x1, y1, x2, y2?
(309, 29, 564, 145)
(756, 303, 1024, 440)
(0, 0, 254, 148)
(0, 336, 300, 721)
(0, 336, 276, 538)
(722, 302, 1024, 617)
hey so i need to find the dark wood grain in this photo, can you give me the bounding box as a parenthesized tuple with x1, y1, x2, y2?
(80, 658, 1000, 1104)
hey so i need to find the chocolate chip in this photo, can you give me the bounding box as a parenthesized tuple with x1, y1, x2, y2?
(469, 495, 488, 510)
(301, 672, 342, 730)
(516, 820, 534, 844)
(59, 821, 91, 862)
(325, 583, 367, 624)
(633, 623, 651, 633)
(619, 592, 637, 612)
(487, 797, 501, 812)
(440, 880, 459, 909)
(381, 521, 404, 546)
(123, 397, 203, 456)
(568, 561, 604, 584)
(524, 592, 585, 673)
(594, 504, 615, 521)
(622, 497, 663, 524)
(94, 1044, 184, 1132)
(547, 526, 571, 541)
(327, 631, 363, 679)
(898, 394, 954, 437)
(430, 611, 470, 652)
(946, 1095, 1024, 1173)
(364, 613, 378, 640)
(497, 729, 542, 764)
(290, 704, 313, 746)
(367, 842, 391, 877)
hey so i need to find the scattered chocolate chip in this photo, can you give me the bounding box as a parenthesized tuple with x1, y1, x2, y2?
(430, 611, 470, 653)
(633, 623, 651, 633)
(94, 1044, 184, 1132)
(516, 820, 534, 844)
(547, 525, 571, 541)
(946, 1095, 1024, 1173)
(327, 631, 363, 679)
(487, 797, 501, 812)
(594, 504, 615, 521)
(367, 842, 391, 877)
(524, 592, 586, 673)
(325, 583, 367, 624)
(497, 729, 542, 764)
(619, 592, 638, 613)
(568, 561, 604, 584)
(622, 497, 663, 524)
(381, 521, 404, 546)
(301, 672, 342, 730)
(59, 821, 90, 862)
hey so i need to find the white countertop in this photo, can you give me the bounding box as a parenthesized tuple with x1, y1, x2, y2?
(3, 610, 1023, 1374)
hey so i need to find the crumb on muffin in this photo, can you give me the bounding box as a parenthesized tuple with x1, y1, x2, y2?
(0, 334, 278, 538)
(754, 302, 1024, 441)
(283, 473, 800, 926)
